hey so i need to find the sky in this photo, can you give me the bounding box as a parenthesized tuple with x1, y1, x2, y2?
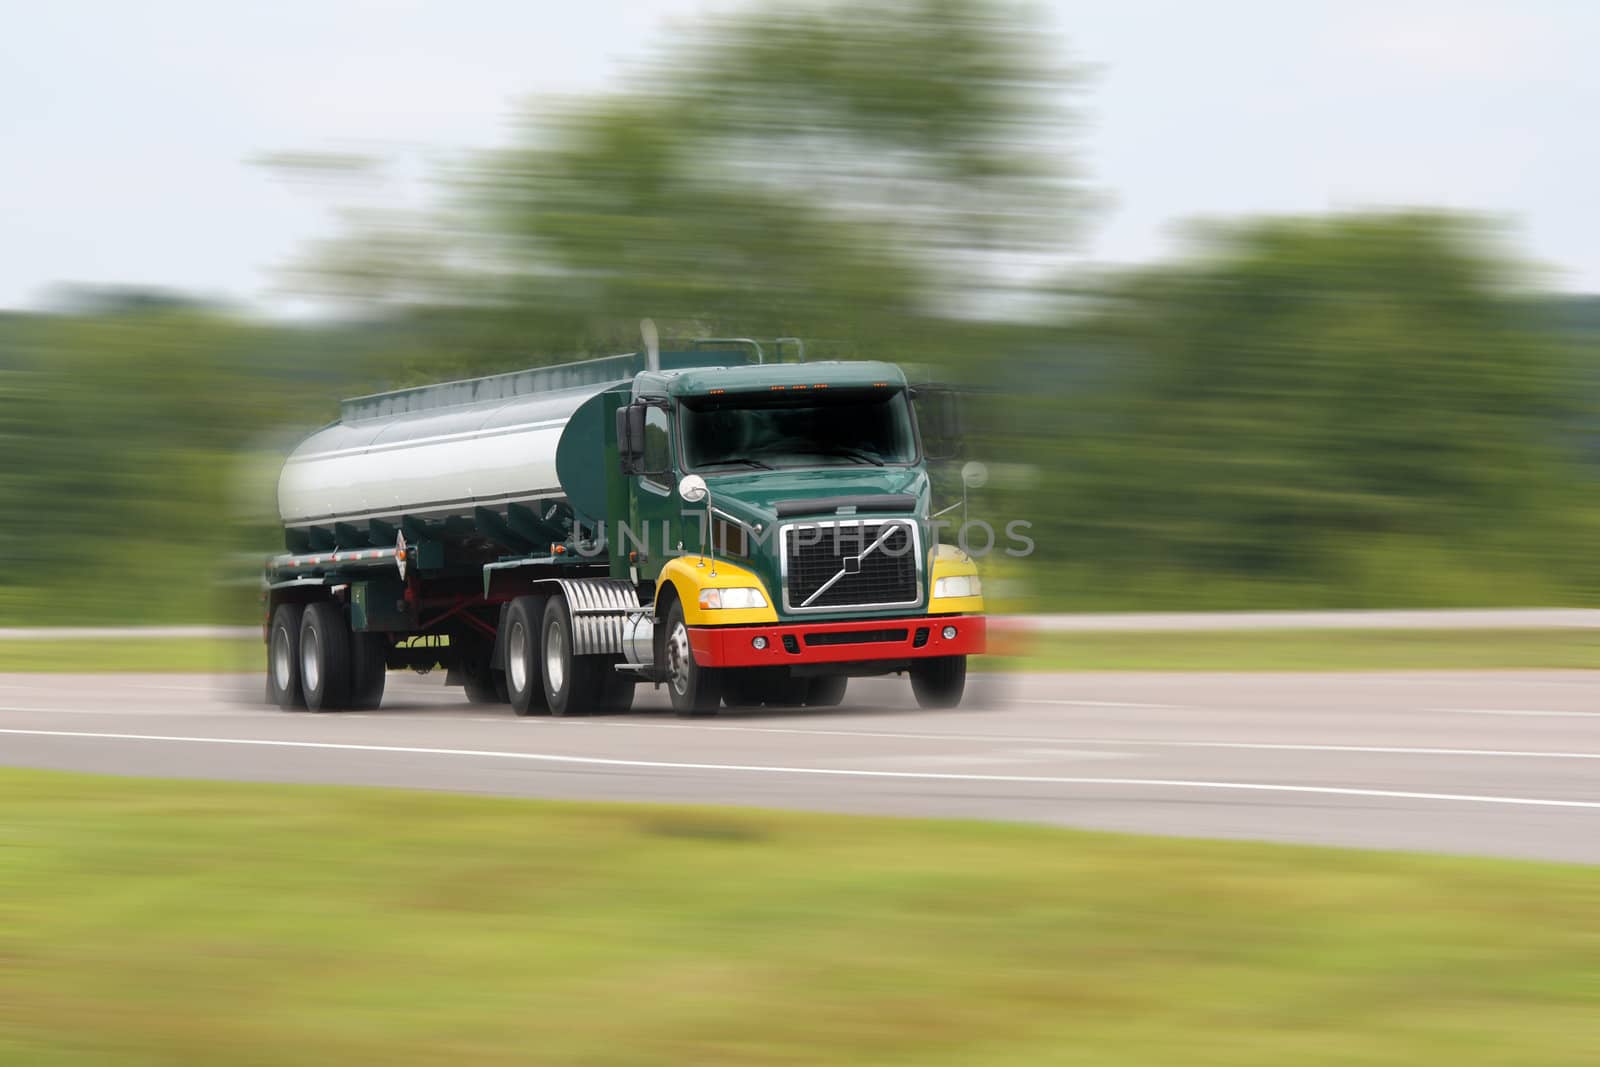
(2, 0, 1597, 315)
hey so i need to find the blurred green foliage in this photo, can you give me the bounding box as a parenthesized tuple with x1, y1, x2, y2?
(1, 0, 1597, 622)
(995, 214, 1600, 609)
(288, 0, 1080, 359)
(0, 296, 386, 622)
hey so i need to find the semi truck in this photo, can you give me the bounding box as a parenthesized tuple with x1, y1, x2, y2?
(264, 324, 986, 716)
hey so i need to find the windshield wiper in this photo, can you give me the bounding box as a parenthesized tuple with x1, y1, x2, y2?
(698, 458, 775, 471)
(808, 447, 885, 467)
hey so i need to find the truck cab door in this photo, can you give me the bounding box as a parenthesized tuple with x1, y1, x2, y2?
(620, 399, 688, 578)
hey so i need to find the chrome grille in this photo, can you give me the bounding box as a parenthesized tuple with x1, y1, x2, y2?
(782, 520, 921, 611)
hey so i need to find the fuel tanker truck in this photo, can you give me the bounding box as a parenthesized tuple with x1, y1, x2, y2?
(265, 325, 986, 716)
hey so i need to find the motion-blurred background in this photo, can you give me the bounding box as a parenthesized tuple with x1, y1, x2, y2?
(3, 0, 1596, 623)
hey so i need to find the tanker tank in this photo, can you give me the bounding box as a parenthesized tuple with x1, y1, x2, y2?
(276, 353, 639, 552)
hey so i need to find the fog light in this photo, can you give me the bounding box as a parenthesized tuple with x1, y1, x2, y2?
(941, 625, 957, 640)
(751, 636, 769, 651)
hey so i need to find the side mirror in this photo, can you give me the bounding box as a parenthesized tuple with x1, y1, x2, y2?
(961, 460, 989, 490)
(615, 404, 646, 475)
(678, 474, 708, 503)
(915, 386, 964, 461)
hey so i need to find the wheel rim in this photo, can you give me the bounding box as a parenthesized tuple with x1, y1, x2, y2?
(545, 618, 566, 694)
(667, 620, 692, 696)
(300, 626, 321, 693)
(272, 627, 293, 691)
(508, 620, 528, 693)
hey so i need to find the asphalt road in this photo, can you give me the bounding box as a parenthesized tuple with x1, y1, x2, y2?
(1, 670, 1596, 863)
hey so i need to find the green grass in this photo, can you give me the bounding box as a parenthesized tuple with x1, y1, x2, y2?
(0, 637, 259, 673)
(0, 769, 1594, 1066)
(0, 629, 1597, 673)
(984, 627, 1600, 672)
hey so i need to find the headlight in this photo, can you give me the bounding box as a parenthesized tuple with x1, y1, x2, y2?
(699, 587, 768, 610)
(932, 574, 982, 599)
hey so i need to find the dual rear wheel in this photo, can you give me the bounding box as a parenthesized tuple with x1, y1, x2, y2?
(503, 594, 636, 717)
(267, 601, 386, 712)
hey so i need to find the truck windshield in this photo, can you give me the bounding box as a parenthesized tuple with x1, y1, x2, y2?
(681, 387, 918, 471)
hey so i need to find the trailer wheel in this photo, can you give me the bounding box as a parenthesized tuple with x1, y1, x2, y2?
(349, 631, 388, 710)
(267, 603, 305, 710)
(805, 675, 848, 708)
(461, 637, 506, 705)
(541, 595, 607, 716)
(663, 599, 722, 717)
(909, 655, 966, 709)
(504, 595, 549, 716)
(299, 601, 352, 712)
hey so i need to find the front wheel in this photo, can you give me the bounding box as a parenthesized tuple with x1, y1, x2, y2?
(663, 600, 722, 717)
(909, 655, 966, 709)
(806, 675, 848, 708)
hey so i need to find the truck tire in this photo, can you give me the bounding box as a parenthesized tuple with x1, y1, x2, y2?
(349, 631, 388, 710)
(909, 655, 966, 709)
(541, 595, 607, 716)
(598, 661, 637, 712)
(460, 636, 506, 705)
(663, 599, 722, 717)
(267, 603, 305, 710)
(462, 668, 503, 705)
(805, 675, 848, 708)
(504, 595, 549, 716)
(299, 601, 352, 712)
(721, 668, 769, 709)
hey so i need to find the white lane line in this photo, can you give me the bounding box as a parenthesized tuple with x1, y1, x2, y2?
(1015, 699, 1177, 709)
(1, 727, 1597, 811)
(2, 705, 1597, 761)
(505, 716, 1600, 761)
(0, 704, 286, 719)
(1437, 708, 1600, 719)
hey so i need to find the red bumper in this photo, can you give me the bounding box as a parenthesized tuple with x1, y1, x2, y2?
(690, 615, 985, 668)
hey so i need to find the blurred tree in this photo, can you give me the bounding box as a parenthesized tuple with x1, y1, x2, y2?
(1018, 212, 1600, 608)
(286, 0, 1083, 368)
(0, 305, 392, 623)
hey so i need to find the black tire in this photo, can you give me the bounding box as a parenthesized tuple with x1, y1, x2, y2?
(805, 675, 848, 708)
(299, 601, 352, 712)
(909, 655, 966, 709)
(662, 599, 722, 717)
(504, 595, 549, 716)
(541, 595, 608, 716)
(267, 603, 305, 710)
(349, 631, 388, 710)
(460, 636, 505, 705)
(598, 660, 637, 712)
(721, 668, 768, 709)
